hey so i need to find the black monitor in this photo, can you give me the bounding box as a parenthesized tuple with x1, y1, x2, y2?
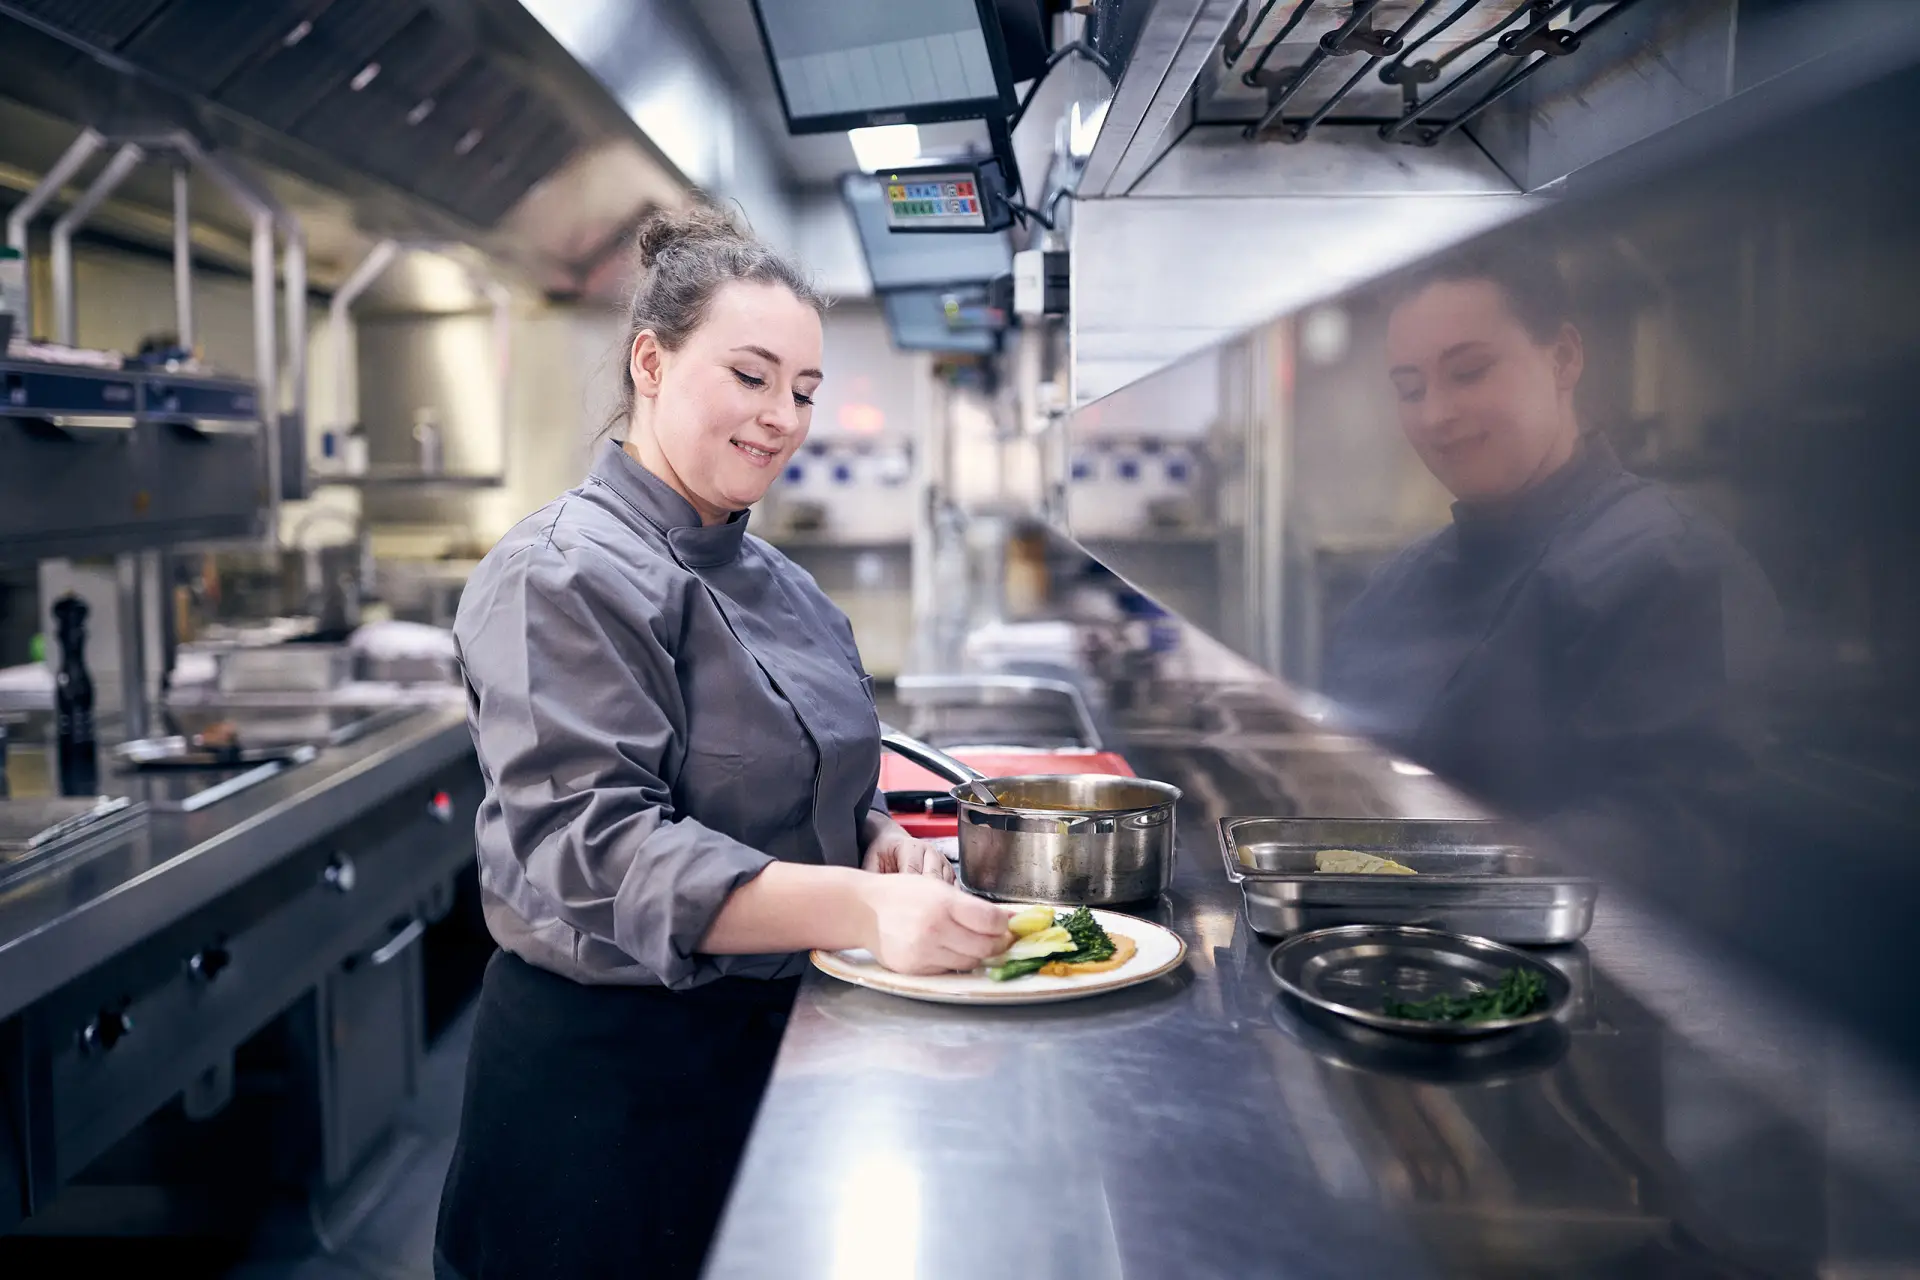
(881, 288, 1004, 355)
(750, 0, 1018, 134)
(841, 171, 1013, 291)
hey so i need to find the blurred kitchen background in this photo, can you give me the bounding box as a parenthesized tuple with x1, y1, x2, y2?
(3, 0, 1920, 1275)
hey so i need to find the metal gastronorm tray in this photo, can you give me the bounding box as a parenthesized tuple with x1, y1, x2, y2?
(1219, 816, 1598, 945)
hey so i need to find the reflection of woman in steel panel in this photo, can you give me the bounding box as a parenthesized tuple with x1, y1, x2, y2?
(1321, 247, 1779, 858)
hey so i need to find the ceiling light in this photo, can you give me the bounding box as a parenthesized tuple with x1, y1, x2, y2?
(350, 62, 381, 92)
(282, 20, 311, 48)
(1300, 306, 1350, 366)
(455, 129, 484, 156)
(406, 98, 435, 126)
(848, 124, 920, 173)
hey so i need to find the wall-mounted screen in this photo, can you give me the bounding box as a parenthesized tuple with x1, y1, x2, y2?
(842, 171, 1013, 290)
(751, 0, 1017, 134)
(881, 288, 1003, 354)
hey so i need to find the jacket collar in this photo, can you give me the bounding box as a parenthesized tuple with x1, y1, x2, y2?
(588, 441, 750, 568)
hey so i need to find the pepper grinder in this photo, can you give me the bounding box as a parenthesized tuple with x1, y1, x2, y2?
(52, 594, 98, 797)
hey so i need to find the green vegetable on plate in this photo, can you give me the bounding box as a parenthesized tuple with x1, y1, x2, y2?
(986, 906, 1117, 981)
(1381, 966, 1549, 1023)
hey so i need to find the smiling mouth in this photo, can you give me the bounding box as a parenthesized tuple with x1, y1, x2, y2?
(1435, 432, 1490, 458)
(731, 439, 777, 465)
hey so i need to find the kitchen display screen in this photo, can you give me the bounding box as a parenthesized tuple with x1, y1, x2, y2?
(751, 0, 1016, 134)
(884, 173, 988, 230)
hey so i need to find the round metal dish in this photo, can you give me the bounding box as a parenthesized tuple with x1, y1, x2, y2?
(1271, 997, 1571, 1084)
(1266, 925, 1571, 1040)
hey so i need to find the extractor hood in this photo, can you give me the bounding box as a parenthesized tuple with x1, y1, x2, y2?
(0, 0, 692, 300)
(1065, 0, 1920, 402)
(1081, 0, 1920, 198)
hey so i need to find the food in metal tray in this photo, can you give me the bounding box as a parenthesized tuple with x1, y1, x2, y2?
(1383, 966, 1547, 1023)
(1315, 849, 1418, 875)
(985, 906, 1135, 981)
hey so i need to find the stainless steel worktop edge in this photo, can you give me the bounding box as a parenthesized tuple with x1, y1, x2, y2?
(0, 704, 475, 1020)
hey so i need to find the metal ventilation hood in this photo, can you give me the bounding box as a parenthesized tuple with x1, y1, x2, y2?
(1079, 0, 1920, 199)
(1066, 0, 1920, 402)
(0, 0, 692, 300)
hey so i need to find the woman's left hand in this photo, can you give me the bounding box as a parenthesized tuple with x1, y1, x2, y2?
(862, 821, 956, 882)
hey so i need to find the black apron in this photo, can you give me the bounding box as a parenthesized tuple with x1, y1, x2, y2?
(434, 951, 798, 1280)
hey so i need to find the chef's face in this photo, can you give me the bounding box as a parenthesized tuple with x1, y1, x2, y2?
(1385, 278, 1582, 503)
(630, 280, 823, 522)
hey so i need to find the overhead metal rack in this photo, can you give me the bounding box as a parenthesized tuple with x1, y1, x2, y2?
(1227, 0, 1644, 145)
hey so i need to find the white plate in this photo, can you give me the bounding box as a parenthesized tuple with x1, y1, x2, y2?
(810, 907, 1187, 1006)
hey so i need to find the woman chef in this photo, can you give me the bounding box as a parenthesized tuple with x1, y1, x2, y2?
(1321, 245, 1779, 861)
(434, 208, 1012, 1280)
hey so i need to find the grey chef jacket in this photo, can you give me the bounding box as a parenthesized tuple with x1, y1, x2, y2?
(453, 442, 886, 989)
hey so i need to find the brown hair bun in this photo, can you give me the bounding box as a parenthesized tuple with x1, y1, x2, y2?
(634, 205, 750, 270)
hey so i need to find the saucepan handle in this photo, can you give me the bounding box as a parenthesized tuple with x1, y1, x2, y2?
(879, 728, 989, 784)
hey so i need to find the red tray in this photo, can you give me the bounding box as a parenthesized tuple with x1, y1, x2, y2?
(880, 747, 1136, 840)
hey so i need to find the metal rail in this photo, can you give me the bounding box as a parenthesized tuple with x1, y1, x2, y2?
(1240, 0, 1321, 87)
(1380, 0, 1576, 141)
(1227, 0, 1625, 146)
(1381, 0, 1520, 88)
(1284, 0, 1446, 141)
(5, 128, 104, 333)
(50, 144, 145, 345)
(1224, 0, 1287, 67)
(1245, 0, 1388, 138)
(171, 163, 194, 350)
(1415, 0, 1643, 145)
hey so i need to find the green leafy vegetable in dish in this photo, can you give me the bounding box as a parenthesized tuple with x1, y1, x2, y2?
(1059, 906, 1116, 965)
(1381, 966, 1549, 1023)
(985, 906, 1123, 981)
(986, 955, 1054, 982)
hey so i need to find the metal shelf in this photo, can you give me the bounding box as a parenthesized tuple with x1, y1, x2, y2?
(0, 358, 267, 564)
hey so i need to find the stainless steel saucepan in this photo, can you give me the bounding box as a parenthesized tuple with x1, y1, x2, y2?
(880, 730, 1181, 906)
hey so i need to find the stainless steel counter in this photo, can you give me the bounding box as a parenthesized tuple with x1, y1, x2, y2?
(0, 702, 473, 1021)
(706, 680, 1920, 1279)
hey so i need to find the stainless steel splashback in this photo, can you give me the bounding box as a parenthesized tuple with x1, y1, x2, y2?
(1061, 21, 1920, 1070)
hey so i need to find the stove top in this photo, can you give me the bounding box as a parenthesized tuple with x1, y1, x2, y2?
(0, 794, 144, 853)
(124, 745, 319, 813)
(116, 703, 421, 812)
(0, 794, 150, 886)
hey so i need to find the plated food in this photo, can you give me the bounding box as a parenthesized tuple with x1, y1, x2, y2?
(810, 904, 1185, 1006)
(985, 904, 1139, 981)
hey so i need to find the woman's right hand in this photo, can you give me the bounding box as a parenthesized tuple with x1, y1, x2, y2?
(861, 876, 1012, 975)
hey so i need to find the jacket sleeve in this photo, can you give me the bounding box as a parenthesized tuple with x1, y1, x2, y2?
(457, 543, 774, 987)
